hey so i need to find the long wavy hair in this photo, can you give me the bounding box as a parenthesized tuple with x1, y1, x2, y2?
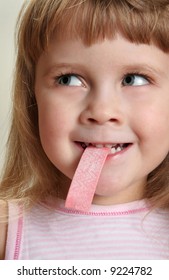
(1, 0, 169, 210)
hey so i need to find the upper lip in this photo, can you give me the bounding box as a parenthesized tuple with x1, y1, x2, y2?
(76, 141, 132, 146)
(74, 132, 135, 145)
(81, 142, 130, 144)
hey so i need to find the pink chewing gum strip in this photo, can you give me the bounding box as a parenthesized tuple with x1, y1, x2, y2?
(65, 146, 109, 212)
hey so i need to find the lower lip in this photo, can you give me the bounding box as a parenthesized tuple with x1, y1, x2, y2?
(107, 144, 132, 159)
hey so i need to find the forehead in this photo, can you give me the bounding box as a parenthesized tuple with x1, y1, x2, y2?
(37, 34, 169, 84)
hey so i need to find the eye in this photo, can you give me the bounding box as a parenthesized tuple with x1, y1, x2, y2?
(122, 74, 149, 86)
(57, 74, 82, 86)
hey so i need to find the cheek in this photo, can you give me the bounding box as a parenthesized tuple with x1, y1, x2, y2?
(38, 98, 71, 134)
(37, 106, 68, 160)
(37, 107, 68, 167)
(133, 100, 169, 137)
(134, 105, 169, 162)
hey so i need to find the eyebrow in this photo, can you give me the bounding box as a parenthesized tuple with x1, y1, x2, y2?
(43, 62, 166, 80)
(43, 63, 85, 77)
(120, 63, 166, 78)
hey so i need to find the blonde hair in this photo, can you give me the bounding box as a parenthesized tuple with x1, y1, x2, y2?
(1, 0, 169, 209)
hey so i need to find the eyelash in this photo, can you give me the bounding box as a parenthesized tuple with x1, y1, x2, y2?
(123, 72, 152, 83)
(54, 72, 81, 83)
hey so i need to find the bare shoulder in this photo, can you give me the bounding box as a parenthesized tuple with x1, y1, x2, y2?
(0, 201, 8, 260)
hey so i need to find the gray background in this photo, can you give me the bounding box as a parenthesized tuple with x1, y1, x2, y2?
(0, 0, 25, 171)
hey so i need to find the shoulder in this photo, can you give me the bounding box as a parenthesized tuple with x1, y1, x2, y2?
(0, 201, 8, 260)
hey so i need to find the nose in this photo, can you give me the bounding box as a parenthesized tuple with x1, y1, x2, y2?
(79, 88, 125, 126)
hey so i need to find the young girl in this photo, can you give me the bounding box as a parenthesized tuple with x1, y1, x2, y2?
(1, 0, 169, 260)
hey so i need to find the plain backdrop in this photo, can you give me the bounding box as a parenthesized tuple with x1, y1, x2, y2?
(0, 0, 25, 171)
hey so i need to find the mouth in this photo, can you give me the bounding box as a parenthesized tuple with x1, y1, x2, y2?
(76, 142, 132, 155)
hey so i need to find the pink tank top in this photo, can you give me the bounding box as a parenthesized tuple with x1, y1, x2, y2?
(5, 198, 169, 259)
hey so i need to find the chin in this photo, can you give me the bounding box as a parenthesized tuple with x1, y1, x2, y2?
(95, 181, 123, 197)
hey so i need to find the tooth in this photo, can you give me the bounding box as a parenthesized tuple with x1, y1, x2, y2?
(116, 147, 122, 152)
(95, 144, 104, 148)
(81, 142, 87, 149)
(85, 142, 89, 147)
(105, 144, 112, 148)
(111, 144, 117, 147)
(111, 147, 116, 154)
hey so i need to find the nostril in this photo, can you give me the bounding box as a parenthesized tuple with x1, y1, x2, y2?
(110, 118, 120, 122)
(88, 117, 120, 124)
(88, 118, 97, 123)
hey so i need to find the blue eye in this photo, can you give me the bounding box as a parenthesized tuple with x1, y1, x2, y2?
(57, 74, 82, 86)
(122, 74, 149, 86)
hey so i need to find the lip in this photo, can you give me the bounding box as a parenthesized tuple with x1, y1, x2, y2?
(74, 141, 133, 156)
(75, 141, 132, 146)
(107, 143, 133, 158)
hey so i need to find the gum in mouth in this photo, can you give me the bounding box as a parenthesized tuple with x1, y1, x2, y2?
(66, 142, 131, 212)
(65, 146, 109, 211)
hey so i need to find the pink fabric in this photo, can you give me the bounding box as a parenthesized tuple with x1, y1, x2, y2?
(5, 202, 23, 260)
(65, 147, 109, 211)
(5, 198, 169, 260)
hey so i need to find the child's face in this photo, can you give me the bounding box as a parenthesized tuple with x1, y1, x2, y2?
(35, 33, 169, 205)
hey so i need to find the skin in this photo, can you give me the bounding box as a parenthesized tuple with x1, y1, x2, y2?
(35, 33, 169, 206)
